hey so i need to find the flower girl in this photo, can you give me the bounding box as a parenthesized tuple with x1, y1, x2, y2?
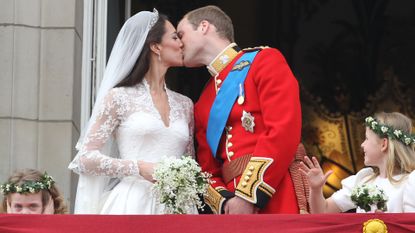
(1, 169, 67, 214)
(299, 112, 415, 213)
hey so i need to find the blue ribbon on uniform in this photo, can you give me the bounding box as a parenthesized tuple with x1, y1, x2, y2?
(206, 50, 259, 159)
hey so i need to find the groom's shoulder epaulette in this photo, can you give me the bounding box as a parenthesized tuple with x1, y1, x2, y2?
(242, 46, 269, 52)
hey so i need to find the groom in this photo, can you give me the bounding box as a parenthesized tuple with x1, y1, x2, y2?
(177, 5, 302, 214)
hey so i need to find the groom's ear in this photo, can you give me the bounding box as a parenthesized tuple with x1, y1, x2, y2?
(199, 20, 211, 34)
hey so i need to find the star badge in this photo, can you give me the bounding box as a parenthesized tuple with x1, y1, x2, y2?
(241, 110, 255, 133)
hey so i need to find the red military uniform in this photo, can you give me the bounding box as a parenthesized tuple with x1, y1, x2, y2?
(195, 44, 302, 214)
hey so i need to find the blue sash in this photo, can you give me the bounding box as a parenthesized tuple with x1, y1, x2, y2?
(206, 51, 259, 159)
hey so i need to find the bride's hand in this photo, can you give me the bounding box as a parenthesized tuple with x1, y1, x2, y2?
(138, 161, 156, 183)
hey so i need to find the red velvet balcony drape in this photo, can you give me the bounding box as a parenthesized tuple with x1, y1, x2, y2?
(1, 213, 414, 233)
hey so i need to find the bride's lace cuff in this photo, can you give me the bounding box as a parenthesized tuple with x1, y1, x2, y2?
(185, 103, 195, 158)
(69, 150, 140, 177)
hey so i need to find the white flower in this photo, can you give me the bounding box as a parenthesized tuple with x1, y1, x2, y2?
(152, 156, 211, 214)
(393, 130, 402, 138)
(366, 117, 374, 123)
(29, 187, 36, 193)
(381, 126, 389, 133)
(16, 186, 23, 193)
(404, 137, 411, 145)
(351, 184, 388, 213)
(370, 121, 378, 128)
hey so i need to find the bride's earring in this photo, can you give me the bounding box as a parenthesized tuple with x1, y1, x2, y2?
(158, 53, 161, 62)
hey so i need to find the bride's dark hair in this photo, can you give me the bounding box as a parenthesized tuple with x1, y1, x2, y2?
(115, 14, 168, 88)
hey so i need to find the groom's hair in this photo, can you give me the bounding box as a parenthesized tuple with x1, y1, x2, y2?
(185, 5, 234, 42)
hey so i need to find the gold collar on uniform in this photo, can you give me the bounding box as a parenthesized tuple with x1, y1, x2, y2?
(207, 43, 240, 77)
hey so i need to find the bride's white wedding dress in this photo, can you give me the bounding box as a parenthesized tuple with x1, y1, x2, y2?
(68, 80, 194, 214)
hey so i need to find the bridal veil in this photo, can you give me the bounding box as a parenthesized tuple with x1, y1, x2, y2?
(68, 9, 159, 213)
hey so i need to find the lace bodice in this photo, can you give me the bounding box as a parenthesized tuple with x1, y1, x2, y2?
(69, 80, 194, 178)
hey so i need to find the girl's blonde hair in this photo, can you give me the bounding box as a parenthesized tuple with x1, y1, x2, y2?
(1, 169, 68, 214)
(370, 112, 415, 183)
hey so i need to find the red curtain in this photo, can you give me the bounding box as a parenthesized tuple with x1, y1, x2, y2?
(1, 213, 414, 233)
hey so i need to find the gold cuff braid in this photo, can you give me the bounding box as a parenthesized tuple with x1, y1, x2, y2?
(204, 186, 226, 214)
(235, 157, 275, 204)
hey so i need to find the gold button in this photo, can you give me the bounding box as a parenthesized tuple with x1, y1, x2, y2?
(228, 151, 234, 157)
(244, 176, 250, 181)
(217, 87, 220, 92)
(241, 181, 247, 187)
(227, 142, 233, 147)
(216, 79, 222, 84)
(247, 171, 253, 176)
(249, 166, 255, 171)
(227, 134, 232, 139)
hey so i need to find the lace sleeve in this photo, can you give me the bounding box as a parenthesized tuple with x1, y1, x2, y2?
(184, 98, 195, 158)
(70, 89, 139, 177)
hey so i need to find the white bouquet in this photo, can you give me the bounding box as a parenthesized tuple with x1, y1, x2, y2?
(351, 184, 388, 213)
(152, 156, 211, 214)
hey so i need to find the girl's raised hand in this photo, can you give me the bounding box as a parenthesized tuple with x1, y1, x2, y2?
(299, 156, 333, 190)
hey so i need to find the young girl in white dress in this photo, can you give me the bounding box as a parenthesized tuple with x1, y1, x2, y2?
(68, 10, 195, 214)
(300, 112, 415, 213)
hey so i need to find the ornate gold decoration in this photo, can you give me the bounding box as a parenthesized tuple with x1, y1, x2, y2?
(207, 43, 240, 77)
(204, 186, 226, 214)
(363, 219, 388, 233)
(232, 61, 250, 71)
(235, 157, 275, 203)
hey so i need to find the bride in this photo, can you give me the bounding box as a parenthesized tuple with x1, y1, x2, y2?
(68, 9, 194, 214)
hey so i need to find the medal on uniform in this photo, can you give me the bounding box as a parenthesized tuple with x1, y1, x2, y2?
(238, 83, 245, 105)
(237, 96, 245, 105)
(241, 110, 255, 133)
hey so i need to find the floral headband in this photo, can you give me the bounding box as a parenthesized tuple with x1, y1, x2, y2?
(0, 173, 55, 195)
(365, 116, 415, 146)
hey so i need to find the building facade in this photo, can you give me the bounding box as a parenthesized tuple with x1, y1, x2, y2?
(0, 0, 84, 212)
